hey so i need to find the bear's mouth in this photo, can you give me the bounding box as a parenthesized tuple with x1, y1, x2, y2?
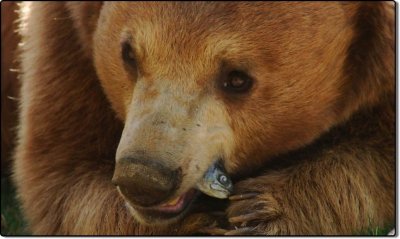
(122, 160, 233, 224)
(126, 189, 200, 223)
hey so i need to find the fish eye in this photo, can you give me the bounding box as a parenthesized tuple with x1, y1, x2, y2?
(218, 175, 228, 185)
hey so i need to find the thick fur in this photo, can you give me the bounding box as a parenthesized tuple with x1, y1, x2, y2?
(13, 2, 394, 235)
(1, 1, 20, 175)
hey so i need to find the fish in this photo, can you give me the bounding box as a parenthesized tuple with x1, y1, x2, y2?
(196, 161, 233, 199)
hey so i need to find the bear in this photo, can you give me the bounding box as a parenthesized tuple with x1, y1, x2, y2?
(13, 2, 394, 235)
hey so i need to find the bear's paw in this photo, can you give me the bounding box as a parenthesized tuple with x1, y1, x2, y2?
(200, 176, 292, 235)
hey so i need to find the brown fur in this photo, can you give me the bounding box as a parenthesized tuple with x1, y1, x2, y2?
(1, 1, 20, 175)
(13, 2, 394, 235)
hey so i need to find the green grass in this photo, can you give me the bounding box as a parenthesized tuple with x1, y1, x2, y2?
(355, 217, 394, 235)
(364, 226, 394, 236)
(1, 176, 29, 235)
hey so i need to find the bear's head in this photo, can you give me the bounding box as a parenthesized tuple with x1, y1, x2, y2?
(68, 2, 393, 225)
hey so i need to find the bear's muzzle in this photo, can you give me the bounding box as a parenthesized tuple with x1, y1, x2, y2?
(112, 157, 182, 207)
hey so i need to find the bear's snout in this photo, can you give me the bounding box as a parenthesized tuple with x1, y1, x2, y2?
(112, 157, 182, 207)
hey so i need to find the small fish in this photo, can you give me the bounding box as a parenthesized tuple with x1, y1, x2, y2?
(196, 161, 233, 199)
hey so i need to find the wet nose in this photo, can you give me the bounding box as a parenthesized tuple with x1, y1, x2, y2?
(112, 157, 181, 207)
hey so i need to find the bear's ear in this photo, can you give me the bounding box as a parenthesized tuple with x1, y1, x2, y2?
(66, 2, 103, 58)
(342, 2, 394, 115)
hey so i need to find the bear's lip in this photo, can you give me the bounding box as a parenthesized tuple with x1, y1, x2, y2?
(129, 189, 200, 222)
(153, 189, 197, 213)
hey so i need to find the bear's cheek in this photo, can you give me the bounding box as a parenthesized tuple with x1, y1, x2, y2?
(93, 48, 135, 121)
(225, 96, 339, 173)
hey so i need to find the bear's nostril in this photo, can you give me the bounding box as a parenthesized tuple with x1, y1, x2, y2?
(112, 157, 181, 206)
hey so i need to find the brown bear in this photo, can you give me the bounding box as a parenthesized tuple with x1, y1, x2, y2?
(13, 2, 394, 235)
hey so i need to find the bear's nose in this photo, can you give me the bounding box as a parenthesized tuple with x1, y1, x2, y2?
(112, 157, 181, 207)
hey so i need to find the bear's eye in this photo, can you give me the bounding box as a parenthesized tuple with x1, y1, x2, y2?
(121, 41, 136, 67)
(221, 71, 253, 93)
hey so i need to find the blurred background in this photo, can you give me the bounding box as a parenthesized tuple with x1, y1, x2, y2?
(1, 1, 27, 235)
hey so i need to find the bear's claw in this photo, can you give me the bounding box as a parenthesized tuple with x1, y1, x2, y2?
(228, 192, 258, 201)
(224, 227, 260, 235)
(200, 226, 260, 235)
(228, 212, 264, 224)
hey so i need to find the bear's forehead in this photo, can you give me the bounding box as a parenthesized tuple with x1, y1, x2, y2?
(102, 3, 260, 75)
(112, 3, 248, 54)
(107, 2, 347, 31)
(104, 2, 348, 54)
(104, 3, 247, 79)
(100, 2, 351, 79)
